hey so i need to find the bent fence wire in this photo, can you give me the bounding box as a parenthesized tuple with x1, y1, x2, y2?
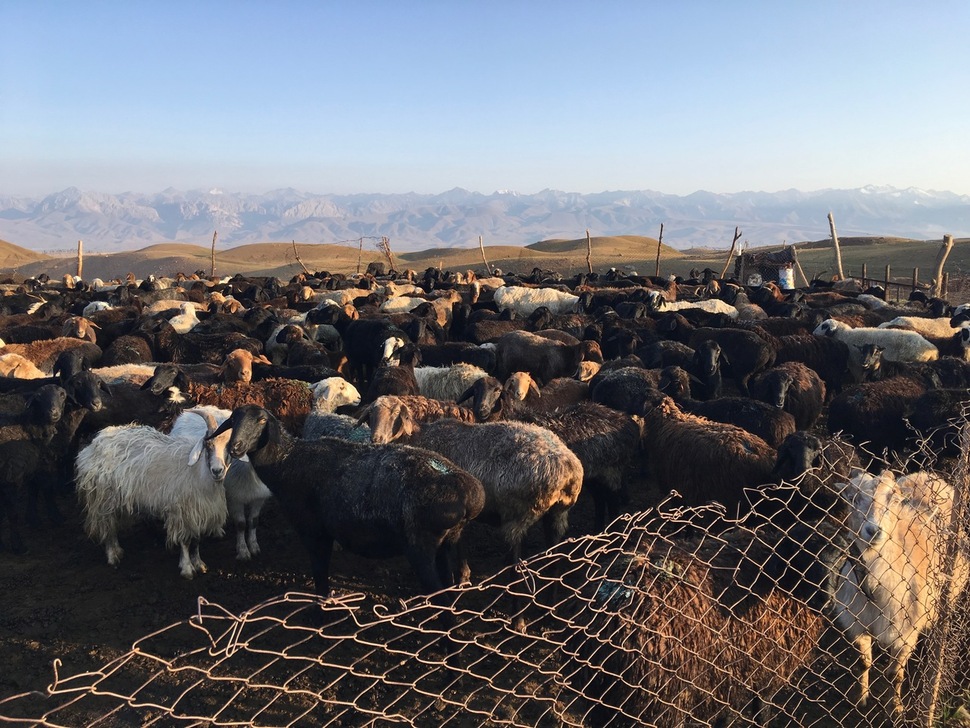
(4, 432, 970, 727)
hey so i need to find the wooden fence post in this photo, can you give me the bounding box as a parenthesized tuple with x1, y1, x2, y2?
(76, 240, 83, 281)
(210, 231, 218, 278)
(932, 234, 955, 297)
(357, 237, 363, 275)
(828, 212, 845, 280)
(479, 235, 491, 275)
(585, 229, 593, 274)
(654, 223, 664, 278)
(885, 264, 892, 301)
(719, 226, 742, 279)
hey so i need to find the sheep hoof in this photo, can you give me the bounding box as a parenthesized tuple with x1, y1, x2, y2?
(194, 561, 208, 574)
(236, 548, 252, 561)
(512, 616, 527, 634)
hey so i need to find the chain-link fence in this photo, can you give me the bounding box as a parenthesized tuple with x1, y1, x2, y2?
(3, 434, 970, 727)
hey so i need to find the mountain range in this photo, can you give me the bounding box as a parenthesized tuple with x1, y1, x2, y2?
(1, 185, 968, 254)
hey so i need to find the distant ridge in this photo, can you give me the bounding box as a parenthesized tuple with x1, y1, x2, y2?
(0, 186, 967, 254)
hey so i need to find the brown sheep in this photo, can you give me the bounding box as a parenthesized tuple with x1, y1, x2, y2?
(567, 524, 828, 726)
(0, 337, 101, 373)
(639, 391, 776, 517)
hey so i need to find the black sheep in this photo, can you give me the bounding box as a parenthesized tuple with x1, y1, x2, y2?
(210, 405, 485, 598)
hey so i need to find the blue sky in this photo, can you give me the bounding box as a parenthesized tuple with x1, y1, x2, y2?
(2, 1, 969, 197)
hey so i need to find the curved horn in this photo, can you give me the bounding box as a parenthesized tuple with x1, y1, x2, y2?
(186, 408, 220, 434)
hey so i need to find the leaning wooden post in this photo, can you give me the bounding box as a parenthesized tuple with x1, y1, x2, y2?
(76, 240, 83, 281)
(654, 223, 664, 277)
(479, 235, 491, 275)
(356, 237, 363, 275)
(210, 230, 218, 278)
(931, 234, 955, 298)
(292, 240, 311, 276)
(885, 264, 891, 301)
(792, 246, 810, 288)
(719, 226, 742, 279)
(827, 212, 845, 280)
(585, 229, 593, 274)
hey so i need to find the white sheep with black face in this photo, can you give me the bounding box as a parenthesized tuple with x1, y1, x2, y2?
(75, 409, 231, 578)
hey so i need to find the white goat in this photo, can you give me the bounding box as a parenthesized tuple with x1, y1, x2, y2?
(75, 409, 230, 578)
(833, 468, 969, 715)
(170, 405, 272, 561)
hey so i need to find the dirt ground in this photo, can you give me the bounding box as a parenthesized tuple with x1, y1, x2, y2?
(0, 470, 641, 708)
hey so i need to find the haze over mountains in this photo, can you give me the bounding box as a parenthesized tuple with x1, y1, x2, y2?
(0, 186, 968, 254)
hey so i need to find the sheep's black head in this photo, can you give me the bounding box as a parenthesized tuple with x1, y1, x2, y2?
(210, 404, 279, 459)
(26, 384, 67, 427)
(142, 364, 191, 398)
(772, 432, 823, 481)
(64, 371, 110, 412)
(457, 375, 504, 422)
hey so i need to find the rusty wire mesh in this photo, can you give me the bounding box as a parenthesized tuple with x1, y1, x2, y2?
(4, 430, 970, 728)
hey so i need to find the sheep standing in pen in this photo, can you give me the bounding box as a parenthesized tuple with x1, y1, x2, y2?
(833, 468, 970, 717)
(638, 391, 776, 517)
(207, 405, 485, 598)
(566, 525, 830, 726)
(749, 360, 827, 430)
(813, 318, 939, 380)
(364, 406, 583, 563)
(459, 374, 642, 531)
(75, 409, 231, 578)
(301, 377, 364, 441)
(170, 406, 272, 561)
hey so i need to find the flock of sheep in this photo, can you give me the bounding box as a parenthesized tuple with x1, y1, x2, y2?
(2, 261, 970, 722)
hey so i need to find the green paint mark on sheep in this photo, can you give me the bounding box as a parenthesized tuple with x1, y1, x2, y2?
(429, 459, 451, 474)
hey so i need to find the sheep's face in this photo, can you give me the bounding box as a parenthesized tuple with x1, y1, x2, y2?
(312, 376, 361, 412)
(839, 470, 899, 553)
(813, 319, 840, 337)
(366, 399, 413, 445)
(380, 336, 406, 366)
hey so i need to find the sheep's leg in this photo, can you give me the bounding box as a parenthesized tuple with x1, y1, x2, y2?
(309, 534, 335, 598)
(856, 633, 873, 707)
(246, 501, 264, 557)
(105, 533, 124, 566)
(541, 505, 570, 548)
(178, 541, 195, 578)
(406, 542, 446, 594)
(889, 645, 912, 717)
(190, 538, 207, 574)
(434, 543, 455, 590)
(234, 517, 250, 560)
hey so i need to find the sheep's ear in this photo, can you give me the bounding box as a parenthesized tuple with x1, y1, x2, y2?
(529, 378, 541, 398)
(187, 438, 205, 466)
(254, 354, 272, 365)
(456, 386, 475, 405)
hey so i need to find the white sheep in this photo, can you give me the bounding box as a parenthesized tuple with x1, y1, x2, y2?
(302, 376, 364, 440)
(170, 405, 272, 561)
(414, 363, 489, 402)
(833, 468, 969, 715)
(81, 300, 113, 317)
(75, 409, 231, 578)
(493, 285, 580, 316)
(813, 319, 939, 378)
(877, 315, 961, 338)
(654, 293, 739, 318)
(168, 302, 201, 334)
